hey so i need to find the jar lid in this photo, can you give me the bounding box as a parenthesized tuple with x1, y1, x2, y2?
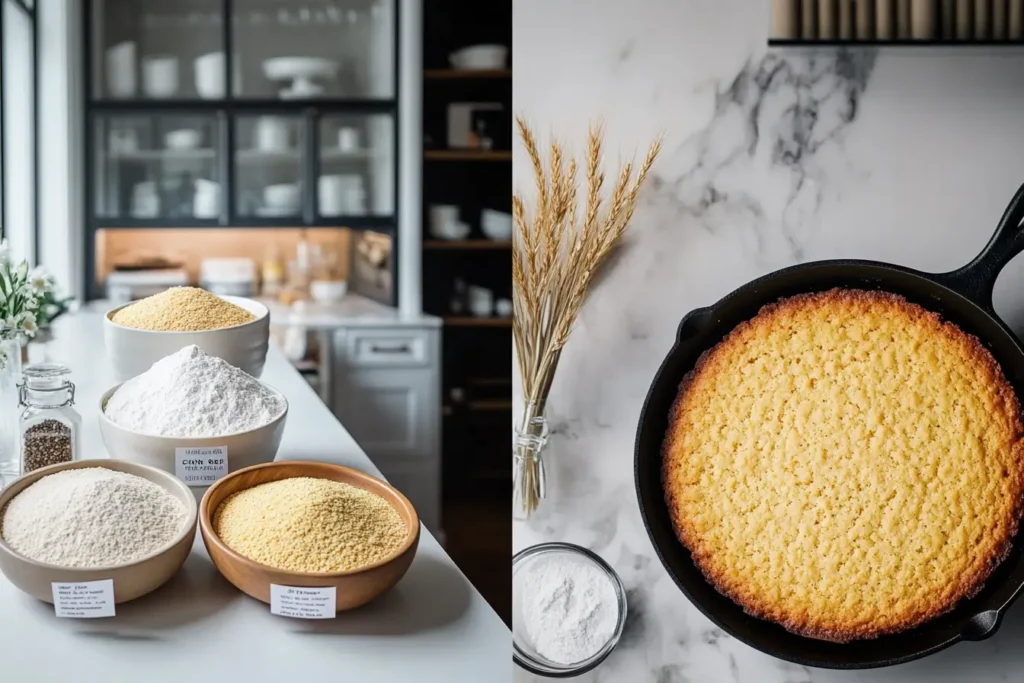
(23, 363, 71, 390)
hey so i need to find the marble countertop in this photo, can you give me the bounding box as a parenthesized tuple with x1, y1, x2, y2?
(0, 308, 507, 682)
(513, 0, 1024, 681)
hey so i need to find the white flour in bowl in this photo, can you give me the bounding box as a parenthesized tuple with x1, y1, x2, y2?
(1, 467, 188, 568)
(517, 552, 619, 665)
(104, 345, 285, 437)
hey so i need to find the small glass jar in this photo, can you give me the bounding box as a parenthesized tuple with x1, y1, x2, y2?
(18, 363, 81, 475)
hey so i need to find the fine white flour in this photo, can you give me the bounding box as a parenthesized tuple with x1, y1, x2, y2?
(1, 468, 188, 568)
(517, 552, 619, 665)
(105, 345, 285, 437)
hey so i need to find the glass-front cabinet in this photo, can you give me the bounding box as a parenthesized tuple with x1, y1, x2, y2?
(86, 0, 398, 229)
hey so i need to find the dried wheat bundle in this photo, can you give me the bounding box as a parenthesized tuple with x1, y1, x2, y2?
(513, 117, 661, 413)
(512, 117, 660, 518)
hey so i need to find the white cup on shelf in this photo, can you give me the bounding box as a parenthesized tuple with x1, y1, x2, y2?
(467, 285, 494, 318)
(338, 127, 361, 152)
(105, 41, 137, 98)
(195, 52, 225, 99)
(255, 116, 290, 152)
(142, 55, 179, 98)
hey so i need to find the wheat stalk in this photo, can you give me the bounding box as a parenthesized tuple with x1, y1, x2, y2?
(513, 118, 661, 518)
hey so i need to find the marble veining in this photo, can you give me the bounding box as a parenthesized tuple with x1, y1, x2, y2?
(513, 0, 1024, 681)
(667, 49, 877, 264)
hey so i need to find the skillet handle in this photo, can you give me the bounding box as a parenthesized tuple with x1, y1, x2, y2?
(936, 182, 1024, 312)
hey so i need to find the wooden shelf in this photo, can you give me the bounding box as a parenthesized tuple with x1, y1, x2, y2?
(424, 150, 511, 162)
(424, 69, 511, 79)
(423, 240, 511, 249)
(444, 316, 512, 327)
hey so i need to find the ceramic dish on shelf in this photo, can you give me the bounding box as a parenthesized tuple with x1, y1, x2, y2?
(0, 459, 197, 604)
(310, 279, 348, 303)
(165, 129, 201, 150)
(279, 82, 326, 100)
(449, 44, 508, 70)
(262, 57, 339, 96)
(481, 209, 513, 241)
(262, 57, 340, 82)
(255, 206, 299, 217)
(263, 183, 301, 211)
(199, 460, 420, 612)
(97, 385, 288, 482)
(103, 295, 270, 381)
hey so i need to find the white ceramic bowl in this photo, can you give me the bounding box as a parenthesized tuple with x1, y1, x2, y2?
(481, 209, 513, 241)
(263, 183, 301, 210)
(103, 296, 270, 382)
(262, 57, 340, 82)
(0, 459, 198, 604)
(98, 384, 288, 481)
(165, 129, 201, 150)
(449, 44, 508, 70)
(310, 279, 348, 303)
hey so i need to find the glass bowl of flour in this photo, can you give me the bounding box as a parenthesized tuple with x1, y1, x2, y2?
(513, 542, 627, 677)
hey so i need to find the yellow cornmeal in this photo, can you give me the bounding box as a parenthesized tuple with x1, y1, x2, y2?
(111, 287, 255, 331)
(663, 289, 1024, 641)
(213, 477, 408, 573)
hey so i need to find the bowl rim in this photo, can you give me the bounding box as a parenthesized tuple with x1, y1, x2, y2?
(0, 459, 198, 572)
(103, 294, 269, 334)
(199, 460, 421, 578)
(98, 382, 289, 441)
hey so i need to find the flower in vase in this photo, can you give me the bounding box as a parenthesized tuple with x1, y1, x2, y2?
(28, 266, 52, 293)
(19, 312, 37, 336)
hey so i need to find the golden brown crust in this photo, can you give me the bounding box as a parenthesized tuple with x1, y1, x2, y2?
(661, 288, 1024, 642)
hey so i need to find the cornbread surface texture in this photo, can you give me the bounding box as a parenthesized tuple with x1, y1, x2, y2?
(111, 286, 255, 331)
(213, 477, 408, 573)
(662, 289, 1024, 641)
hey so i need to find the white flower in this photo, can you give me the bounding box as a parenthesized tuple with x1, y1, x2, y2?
(0, 240, 12, 266)
(20, 317, 37, 336)
(28, 266, 51, 293)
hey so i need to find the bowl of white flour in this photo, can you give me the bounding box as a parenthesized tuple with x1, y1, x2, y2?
(98, 346, 288, 485)
(513, 542, 627, 677)
(0, 459, 197, 604)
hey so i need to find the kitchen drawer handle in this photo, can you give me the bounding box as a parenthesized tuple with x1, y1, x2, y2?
(370, 343, 412, 354)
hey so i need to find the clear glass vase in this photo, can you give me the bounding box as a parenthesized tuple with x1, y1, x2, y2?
(0, 338, 24, 481)
(513, 405, 549, 521)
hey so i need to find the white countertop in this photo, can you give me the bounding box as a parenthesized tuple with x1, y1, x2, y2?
(259, 294, 442, 329)
(514, 1, 1024, 682)
(0, 307, 508, 683)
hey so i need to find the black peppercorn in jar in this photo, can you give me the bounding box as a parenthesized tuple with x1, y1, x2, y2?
(18, 363, 81, 475)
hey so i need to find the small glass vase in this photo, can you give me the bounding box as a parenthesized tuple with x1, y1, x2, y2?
(0, 337, 23, 480)
(513, 405, 549, 521)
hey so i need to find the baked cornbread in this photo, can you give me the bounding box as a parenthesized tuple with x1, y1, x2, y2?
(662, 289, 1024, 641)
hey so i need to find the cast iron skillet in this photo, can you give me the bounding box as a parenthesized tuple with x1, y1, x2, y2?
(635, 183, 1024, 669)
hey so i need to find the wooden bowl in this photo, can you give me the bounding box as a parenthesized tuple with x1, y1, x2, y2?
(199, 460, 420, 612)
(0, 459, 198, 604)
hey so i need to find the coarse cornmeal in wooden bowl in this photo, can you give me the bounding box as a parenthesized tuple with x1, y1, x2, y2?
(199, 460, 420, 612)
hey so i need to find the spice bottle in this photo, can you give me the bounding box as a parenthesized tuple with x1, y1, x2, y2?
(18, 363, 81, 475)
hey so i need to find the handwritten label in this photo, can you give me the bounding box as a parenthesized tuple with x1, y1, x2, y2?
(174, 446, 228, 485)
(270, 584, 336, 619)
(51, 580, 115, 618)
